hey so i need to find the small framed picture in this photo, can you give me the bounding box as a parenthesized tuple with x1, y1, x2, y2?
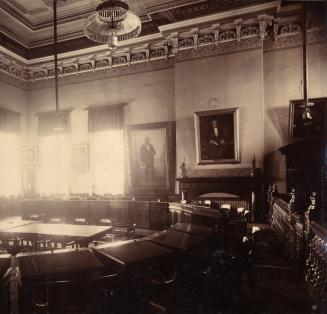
(22, 145, 38, 166)
(194, 108, 240, 164)
(72, 144, 89, 172)
(289, 97, 327, 141)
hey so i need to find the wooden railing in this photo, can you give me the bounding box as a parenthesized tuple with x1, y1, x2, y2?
(268, 185, 327, 312)
(305, 222, 327, 312)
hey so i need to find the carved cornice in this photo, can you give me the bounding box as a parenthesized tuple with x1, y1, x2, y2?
(27, 58, 175, 90)
(175, 36, 263, 62)
(264, 29, 327, 52)
(0, 16, 325, 89)
(0, 70, 27, 89)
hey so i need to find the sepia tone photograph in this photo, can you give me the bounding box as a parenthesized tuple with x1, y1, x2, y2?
(0, 0, 326, 314)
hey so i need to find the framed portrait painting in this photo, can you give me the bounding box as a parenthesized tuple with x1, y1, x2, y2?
(72, 144, 89, 172)
(22, 145, 38, 166)
(194, 108, 240, 164)
(289, 97, 327, 141)
(126, 121, 175, 194)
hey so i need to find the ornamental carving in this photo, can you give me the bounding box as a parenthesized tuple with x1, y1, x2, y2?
(0, 15, 325, 87)
(1, 63, 9, 72)
(178, 38, 194, 48)
(63, 66, 76, 74)
(198, 34, 215, 45)
(279, 23, 301, 36)
(241, 25, 259, 37)
(34, 71, 46, 79)
(219, 30, 237, 41)
(79, 63, 92, 71)
(131, 53, 146, 62)
(95, 59, 109, 68)
(113, 56, 127, 65)
(48, 68, 61, 77)
(305, 234, 327, 308)
(22, 71, 31, 81)
(150, 48, 166, 59)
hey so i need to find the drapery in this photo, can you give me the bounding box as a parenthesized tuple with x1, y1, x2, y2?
(37, 134, 70, 196)
(0, 108, 21, 196)
(0, 107, 21, 133)
(0, 133, 21, 196)
(37, 110, 70, 136)
(91, 130, 125, 195)
(87, 104, 125, 132)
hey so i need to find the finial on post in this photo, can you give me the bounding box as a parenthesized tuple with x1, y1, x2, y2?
(250, 154, 257, 177)
(288, 188, 296, 212)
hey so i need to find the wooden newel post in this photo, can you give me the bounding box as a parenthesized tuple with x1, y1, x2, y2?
(288, 188, 296, 213)
(304, 192, 316, 242)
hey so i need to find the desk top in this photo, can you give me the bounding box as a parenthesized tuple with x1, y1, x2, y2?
(145, 229, 204, 251)
(0, 254, 11, 277)
(0, 223, 111, 239)
(93, 239, 172, 267)
(0, 216, 37, 231)
(170, 223, 214, 238)
(17, 248, 103, 278)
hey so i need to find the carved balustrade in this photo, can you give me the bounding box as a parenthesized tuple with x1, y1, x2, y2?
(305, 222, 327, 312)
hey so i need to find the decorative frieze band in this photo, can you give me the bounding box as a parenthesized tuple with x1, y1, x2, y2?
(0, 15, 325, 88)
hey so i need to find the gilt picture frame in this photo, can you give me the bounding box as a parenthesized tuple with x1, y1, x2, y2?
(126, 121, 176, 195)
(194, 108, 240, 164)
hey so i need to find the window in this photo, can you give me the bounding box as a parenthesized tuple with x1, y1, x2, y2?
(0, 133, 21, 196)
(91, 130, 125, 195)
(37, 134, 70, 195)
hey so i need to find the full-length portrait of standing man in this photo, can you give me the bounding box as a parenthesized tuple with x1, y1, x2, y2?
(140, 136, 156, 181)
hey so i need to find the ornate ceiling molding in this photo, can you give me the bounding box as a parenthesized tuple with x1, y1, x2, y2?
(0, 11, 325, 89)
(144, 0, 206, 14)
(0, 0, 278, 50)
(29, 58, 175, 90)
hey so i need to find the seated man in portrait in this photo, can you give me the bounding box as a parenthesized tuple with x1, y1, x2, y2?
(207, 120, 227, 160)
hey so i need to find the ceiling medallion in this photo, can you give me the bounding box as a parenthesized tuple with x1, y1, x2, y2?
(84, 0, 142, 50)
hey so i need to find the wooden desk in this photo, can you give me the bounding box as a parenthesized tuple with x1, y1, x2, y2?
(145, 229, 204, 251)
(170, 223, 214, 238)
(0, 216, 37, 231)
(17, 248, 103, 280)
(17, 248, 104, 313)
(93, 239, 172, 271)
(0, 254, 11, 277)
(0, 223, 112, 246)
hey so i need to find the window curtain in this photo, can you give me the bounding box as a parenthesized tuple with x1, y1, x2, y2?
(0, 108, 21, 196)
(91, 130, 125, 195)
(37, 134, 70, 196)
(0, 107, 21, 133)
(37, 110, 70, 137)
(87, 104, 125, 132)
(37, 110, 71, 196)
(87, 104, 126, 195)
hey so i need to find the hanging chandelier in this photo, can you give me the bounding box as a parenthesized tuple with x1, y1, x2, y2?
(84, 0, 142, 50)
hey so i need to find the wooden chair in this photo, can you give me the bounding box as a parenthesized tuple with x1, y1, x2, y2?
(48, 202, 70, 224)
(70, 202, 90, 225)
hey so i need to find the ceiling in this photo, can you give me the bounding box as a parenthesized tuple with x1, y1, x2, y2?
(1, 0, 320, 60)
